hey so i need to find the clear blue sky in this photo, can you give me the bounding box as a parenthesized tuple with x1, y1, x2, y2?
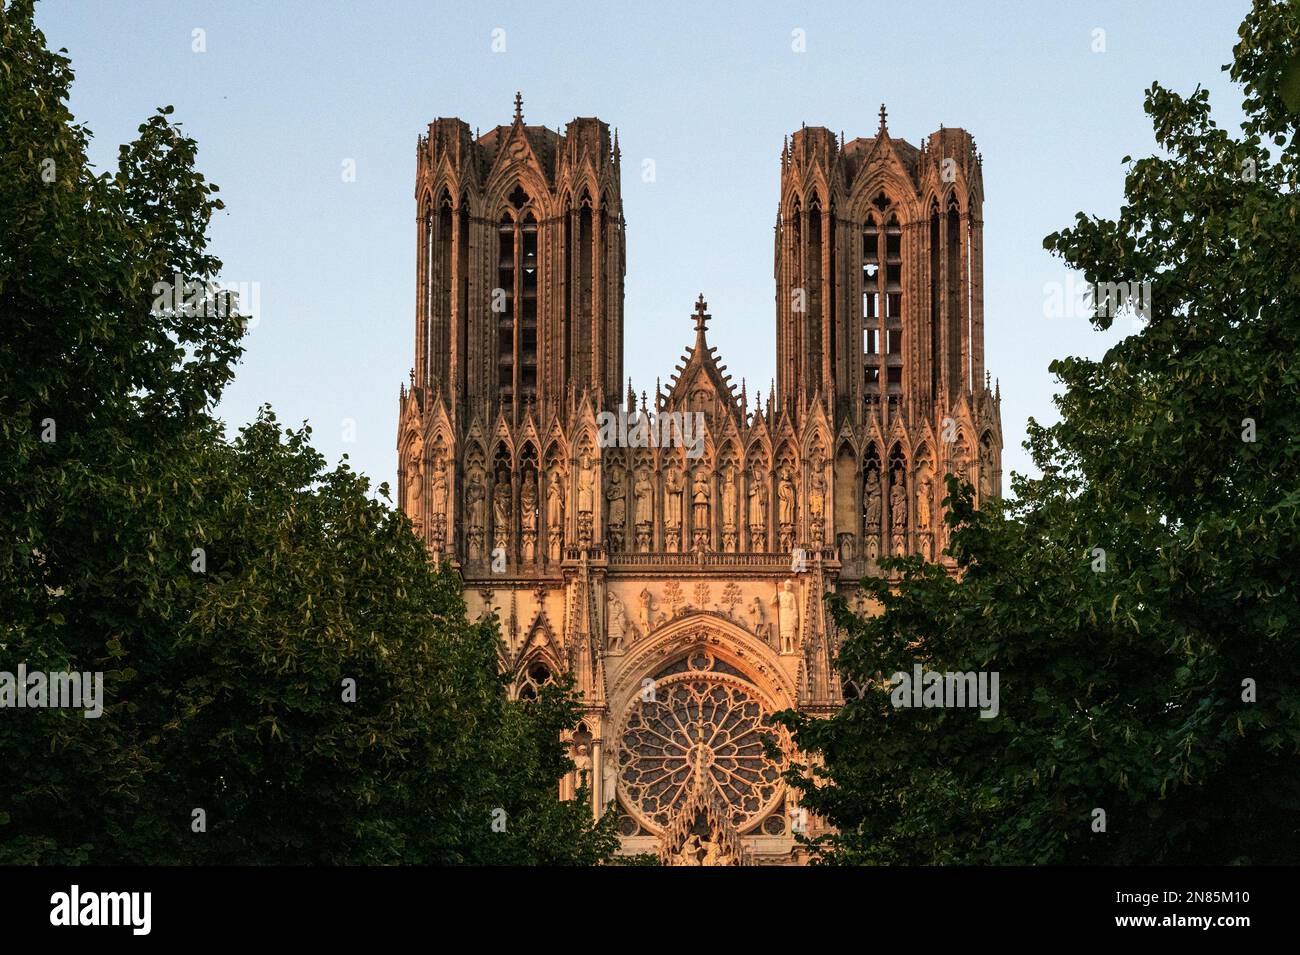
(37, 0, 1251, 493)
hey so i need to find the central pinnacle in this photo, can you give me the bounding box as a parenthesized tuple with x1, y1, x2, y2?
(693, 293, 710, 337)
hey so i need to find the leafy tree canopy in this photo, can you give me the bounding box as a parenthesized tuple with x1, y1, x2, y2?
(775, 0, 1300, 865)
(0, 0, 615, 865)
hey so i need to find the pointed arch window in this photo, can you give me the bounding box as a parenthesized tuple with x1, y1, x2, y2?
(456, 194, 470, 401)
(862, 197, 904, 402)
(568, 192, 595, 388)
(520, 212, 538, 398)
(806, 194, 824, 394)
(518, 658, 554, 701)
(496, 212, 515, 394)
(946, 198, 963, 393)
(930, 199, 941, 402)
(433, 191, 453, 385)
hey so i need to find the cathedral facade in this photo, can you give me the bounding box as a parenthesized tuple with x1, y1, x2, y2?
(396, 96, 1002, 865)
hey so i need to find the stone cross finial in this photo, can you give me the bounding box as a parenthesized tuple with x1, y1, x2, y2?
(878, 103, 888, 135)
(693, 294, 710, 335)
(514, 91, 523, 124)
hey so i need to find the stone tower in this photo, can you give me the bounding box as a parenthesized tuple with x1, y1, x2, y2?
(398, 100, 1002, 865)
(774, 106, 1003, 567)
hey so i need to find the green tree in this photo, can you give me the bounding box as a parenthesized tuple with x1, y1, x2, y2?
(775, 0, 1300, 865)
(0, 0, 615, 865)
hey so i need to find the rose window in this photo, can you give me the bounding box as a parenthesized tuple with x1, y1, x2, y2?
(615, 652, 786, 834)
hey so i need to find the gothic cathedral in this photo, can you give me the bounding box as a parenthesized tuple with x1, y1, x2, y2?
(397, 96, 1002, 864)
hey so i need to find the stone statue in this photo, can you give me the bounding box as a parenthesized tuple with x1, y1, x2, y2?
(493, 470, 512, 536)
(607, 591, 629, 651)
(606, 467, 626, 527)
(952, 442, 969, 484)
(638, 588, 658, 636)
(980, 442, 996, 498)
(520, 477, 537, 531)
(748, 596, 770, 644)
(691, 469, 710, 528)
(916, 476, 931, 530)
(430, 453, 448, 517)
(634, 466, 653, 525)
(748, 468, 768, 526)
(699, 835, 734, 867)
(865, 474, 881, 529)
(602, 755, 618, 809)
(405, 456, 422, 515)
(671, 834, 703, 866)
(466, 466, 486, 559)
(809, 469, 827, 525)
(467, 467, 486, 527)
(777, 468, 795, 525)
(890, 478, 906, 530)
(772, 579, 799, 654)
(577, 452, 595, 515)
(722, 466, 738, 528)
(664, 467, 683, 527)
(546, 471, 565, 528)
(573, 743, 592, 790)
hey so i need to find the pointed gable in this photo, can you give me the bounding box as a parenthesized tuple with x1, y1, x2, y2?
(660, 295, 744, 438)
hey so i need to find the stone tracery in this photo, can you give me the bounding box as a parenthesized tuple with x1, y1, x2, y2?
(615, 651, 787, 838)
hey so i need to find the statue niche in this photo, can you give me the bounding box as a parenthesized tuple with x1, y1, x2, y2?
(748, 465, 768, 551)
(664, 465, 683, 553)
(492, 467, 512, 554)
(576, 449, 595, 544)
(606, 464, 627, 553)
(721, 464, 738, 552)
(776, 466, 796, 552)
(465, 463, 486, 561)
(546, 467, 566, 561)
(633, 465, 653, 552)
(690, 467, 710, 551)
